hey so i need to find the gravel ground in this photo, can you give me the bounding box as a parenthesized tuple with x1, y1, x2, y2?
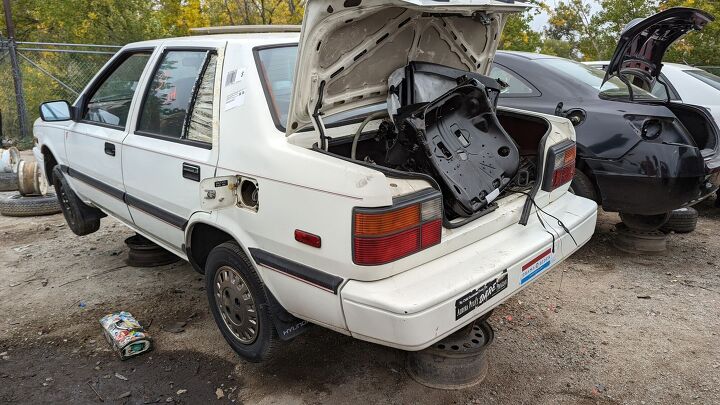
(0, 178, 719, 404)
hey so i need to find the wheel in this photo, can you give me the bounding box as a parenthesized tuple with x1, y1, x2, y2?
(205, 242, 277, 362)
(124, 234, 180, 267)
(52, 166, 103, 236)
(569, 170, 597, 201)
(661, 207, 698, 233)
(0, 171, 18, 192)
(613, 223, 667, 254)
(619, 211, 671, 231)
(0, 193, 61, 217)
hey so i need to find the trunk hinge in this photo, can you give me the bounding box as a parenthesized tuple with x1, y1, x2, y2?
(311, 79, 330, 150)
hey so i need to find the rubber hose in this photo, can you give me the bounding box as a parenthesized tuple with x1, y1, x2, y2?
(351, 111, 388, 160)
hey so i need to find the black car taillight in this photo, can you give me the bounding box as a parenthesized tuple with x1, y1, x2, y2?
(542, 140, 576, 192)
(352, 193, 442, 266)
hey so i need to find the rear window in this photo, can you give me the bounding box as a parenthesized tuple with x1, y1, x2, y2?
(538, 58, 659, 101)
(256, 46, 298, 130)
(685, 69, 720, 91)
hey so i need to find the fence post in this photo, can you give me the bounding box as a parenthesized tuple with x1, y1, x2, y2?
(3, 0, 29, 141)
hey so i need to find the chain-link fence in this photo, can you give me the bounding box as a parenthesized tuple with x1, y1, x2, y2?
(0, 41, 120, 145)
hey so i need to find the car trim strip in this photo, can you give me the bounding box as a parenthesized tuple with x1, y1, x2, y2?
(124, 194, 188, 230)
(59, 164, 125, 200)
(59, 164, 188, 230)
(249, 248, 343, 294)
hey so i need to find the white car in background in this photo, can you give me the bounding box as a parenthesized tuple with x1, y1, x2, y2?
(586, 61, 720, 127)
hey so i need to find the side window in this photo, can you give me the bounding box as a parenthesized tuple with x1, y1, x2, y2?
(490, 65, 536, 96)
(84, 53, 151, 127)
(256, 46, 298, 130)
(137, 50, 217, 144)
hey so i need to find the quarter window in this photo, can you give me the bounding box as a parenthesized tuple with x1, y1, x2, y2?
(83, 53, 151, 128)
(490, 65, 536, 96)
(256, 46, 298, 130)
(137, 50, 216, 144)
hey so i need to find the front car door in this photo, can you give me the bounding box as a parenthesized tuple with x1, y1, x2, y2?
(65, 50, 154, 224)
(121, 41, 224, 253)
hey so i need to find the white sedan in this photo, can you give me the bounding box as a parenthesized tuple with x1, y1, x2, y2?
(586, 61, 720, 127)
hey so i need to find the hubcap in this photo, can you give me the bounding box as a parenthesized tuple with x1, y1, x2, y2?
(214, 266, 258, 344)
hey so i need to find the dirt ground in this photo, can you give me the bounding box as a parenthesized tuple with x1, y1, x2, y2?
(1, 175, 719, 404)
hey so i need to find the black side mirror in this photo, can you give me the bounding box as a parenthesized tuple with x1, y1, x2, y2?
(39, 100, 72, 122)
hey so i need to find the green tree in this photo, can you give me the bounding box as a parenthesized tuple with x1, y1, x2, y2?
(659, 0, 720, 66)
(500, 1, 547, 52)
(545, 0, 606, 60)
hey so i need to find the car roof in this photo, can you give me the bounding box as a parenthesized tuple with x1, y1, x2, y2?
(585, 60, 700, 70)
(495, 50, 563, 61)
(123, 32, 300, 50)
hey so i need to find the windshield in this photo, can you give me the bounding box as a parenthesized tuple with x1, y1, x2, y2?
(537, 58, 659, 101)
(685, 69, 720, 92)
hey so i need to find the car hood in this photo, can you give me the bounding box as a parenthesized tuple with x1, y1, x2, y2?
(603, 7, 714, 90)
(286, 0, 530, 138)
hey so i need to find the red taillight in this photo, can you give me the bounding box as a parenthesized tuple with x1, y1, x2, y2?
(542, 140, 576, 192)
(353, 193, 442, 266)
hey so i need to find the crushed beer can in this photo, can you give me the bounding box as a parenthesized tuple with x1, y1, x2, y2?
(99, 311, 152, 360)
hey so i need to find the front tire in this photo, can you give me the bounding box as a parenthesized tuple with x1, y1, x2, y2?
(205, 242, 277, 362)
(52, 166, 103, 236)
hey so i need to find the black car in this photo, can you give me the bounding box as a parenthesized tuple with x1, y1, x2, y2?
(493, 8, 720, 230)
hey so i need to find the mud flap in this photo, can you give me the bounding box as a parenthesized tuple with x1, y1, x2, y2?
(265, 290, 311, 341)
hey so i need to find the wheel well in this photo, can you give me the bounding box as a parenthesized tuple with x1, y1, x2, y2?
(187, 223, 235, 273)
(41, 146, 58, 186)
(574, 158, 601, 203)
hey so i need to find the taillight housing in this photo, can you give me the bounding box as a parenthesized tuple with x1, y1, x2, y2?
(542, 140, 576, 192)
(353, 191, 442, 266)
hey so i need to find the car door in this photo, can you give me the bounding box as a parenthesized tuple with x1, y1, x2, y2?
(121, 42, 223, 252)
(65, 49, 154, 224)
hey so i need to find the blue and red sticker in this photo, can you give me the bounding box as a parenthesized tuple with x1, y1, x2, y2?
(521, 248, 554, 285)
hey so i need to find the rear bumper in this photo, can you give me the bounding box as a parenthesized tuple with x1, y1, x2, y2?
(339, 193, 597, 351)
(585, 140, 719, 214)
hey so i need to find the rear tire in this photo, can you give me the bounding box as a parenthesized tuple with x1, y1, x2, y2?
(569, 170, 597, 202)
(0, 172, 18, 192)
(661, 207, 698, 233)
(52, 166, 103, 236)
(0, 193, 61, 217)
(619, 211, 671, 232)
(205, 242, 277, 363)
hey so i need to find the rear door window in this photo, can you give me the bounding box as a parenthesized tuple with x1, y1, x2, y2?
(137, 50, 217, 145)
(83, 52, 151, 128)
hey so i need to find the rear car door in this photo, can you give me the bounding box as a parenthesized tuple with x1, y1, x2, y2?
(121, 42, 223, 252)
(65, 50, 154, 223)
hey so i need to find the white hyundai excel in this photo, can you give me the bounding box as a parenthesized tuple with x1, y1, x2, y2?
(32, 0, 597, 362)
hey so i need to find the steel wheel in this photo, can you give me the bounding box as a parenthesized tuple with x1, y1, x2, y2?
(214, 265, 258, 344)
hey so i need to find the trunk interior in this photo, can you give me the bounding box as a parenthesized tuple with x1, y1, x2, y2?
(667, 103, 718, 152)
(327, 109, 549, 221)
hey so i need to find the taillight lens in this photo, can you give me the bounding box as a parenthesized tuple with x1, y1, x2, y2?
(353, 193, 442, 266)
(542, 140, 576, 192)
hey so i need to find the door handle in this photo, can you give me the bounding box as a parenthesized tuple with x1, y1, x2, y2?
(182, 163, 201, 182)
(104, 142, 116, 157)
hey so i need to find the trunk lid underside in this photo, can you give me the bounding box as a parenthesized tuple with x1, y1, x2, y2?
(286, 0, 530, 139)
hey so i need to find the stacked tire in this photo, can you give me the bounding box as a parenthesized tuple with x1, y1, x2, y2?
(0, 152, 61, 218)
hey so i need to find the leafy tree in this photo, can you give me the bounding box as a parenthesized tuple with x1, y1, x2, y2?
(545, 0, 606, 60)
(500, 1, 547, 52)
(659, 0, 720, 66)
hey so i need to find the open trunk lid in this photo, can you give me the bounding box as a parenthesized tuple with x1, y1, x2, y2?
(286, 0, 530, 142)
(603, 7, 714, 91)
